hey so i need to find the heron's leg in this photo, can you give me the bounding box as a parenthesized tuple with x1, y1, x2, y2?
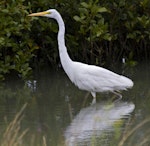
(82, 92, 90, 107)
(65, 96, 73, 121)
(91, 92, 96, 105)
(112, 91, 122, 102)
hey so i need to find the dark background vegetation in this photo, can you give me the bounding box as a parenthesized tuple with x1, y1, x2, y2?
(0, 0, 150, 80)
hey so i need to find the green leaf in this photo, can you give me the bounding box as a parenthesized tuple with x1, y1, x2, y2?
(97, 7, 108, 13)
(80, 2, 89, 8)
(73, 15, 81, 22)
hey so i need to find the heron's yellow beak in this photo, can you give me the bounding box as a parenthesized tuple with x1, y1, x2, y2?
(28, 11, 50, 17)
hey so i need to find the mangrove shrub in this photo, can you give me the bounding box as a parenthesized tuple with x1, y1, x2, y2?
(0, 0, 37, 80)
(0, 0, 150, 80)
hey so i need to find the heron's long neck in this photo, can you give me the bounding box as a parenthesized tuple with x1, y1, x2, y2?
(55, 12, 73, 77)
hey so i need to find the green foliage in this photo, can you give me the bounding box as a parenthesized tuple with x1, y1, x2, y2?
(105, 0, 150, 62)
(73, 0, 112, 64)
(73, 0, 150, 64)
(0, 0, 37, 80)
(0, 0, 150, 80)
(74, 1, 111, 41)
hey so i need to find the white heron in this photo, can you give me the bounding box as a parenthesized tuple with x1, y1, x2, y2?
(28, 9, 133, 104)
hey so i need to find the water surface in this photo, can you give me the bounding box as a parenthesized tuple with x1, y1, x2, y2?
(0, 63, 150, 146)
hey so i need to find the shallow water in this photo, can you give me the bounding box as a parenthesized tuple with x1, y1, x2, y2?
(0, 63, 150, 146)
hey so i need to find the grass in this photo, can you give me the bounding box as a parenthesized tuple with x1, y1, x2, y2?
(0, 103, 47, 146)
(1, 103, 28, 146)
(1, 102, 150, 146)
(118, 118, 150, 146)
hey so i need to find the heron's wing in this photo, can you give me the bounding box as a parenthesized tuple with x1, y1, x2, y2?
(73, 62, 133, 92)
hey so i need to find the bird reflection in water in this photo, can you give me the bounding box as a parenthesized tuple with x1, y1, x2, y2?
(65, 101, 135, 146)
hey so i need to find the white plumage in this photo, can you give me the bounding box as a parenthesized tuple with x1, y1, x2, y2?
(29, 9, 133, 103)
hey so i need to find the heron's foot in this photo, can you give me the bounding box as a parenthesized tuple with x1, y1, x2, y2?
(112, 91, 122, 102)
(91, 97, 96, 105)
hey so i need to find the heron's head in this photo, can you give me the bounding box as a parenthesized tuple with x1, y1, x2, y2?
(28, 9, 58, 19)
